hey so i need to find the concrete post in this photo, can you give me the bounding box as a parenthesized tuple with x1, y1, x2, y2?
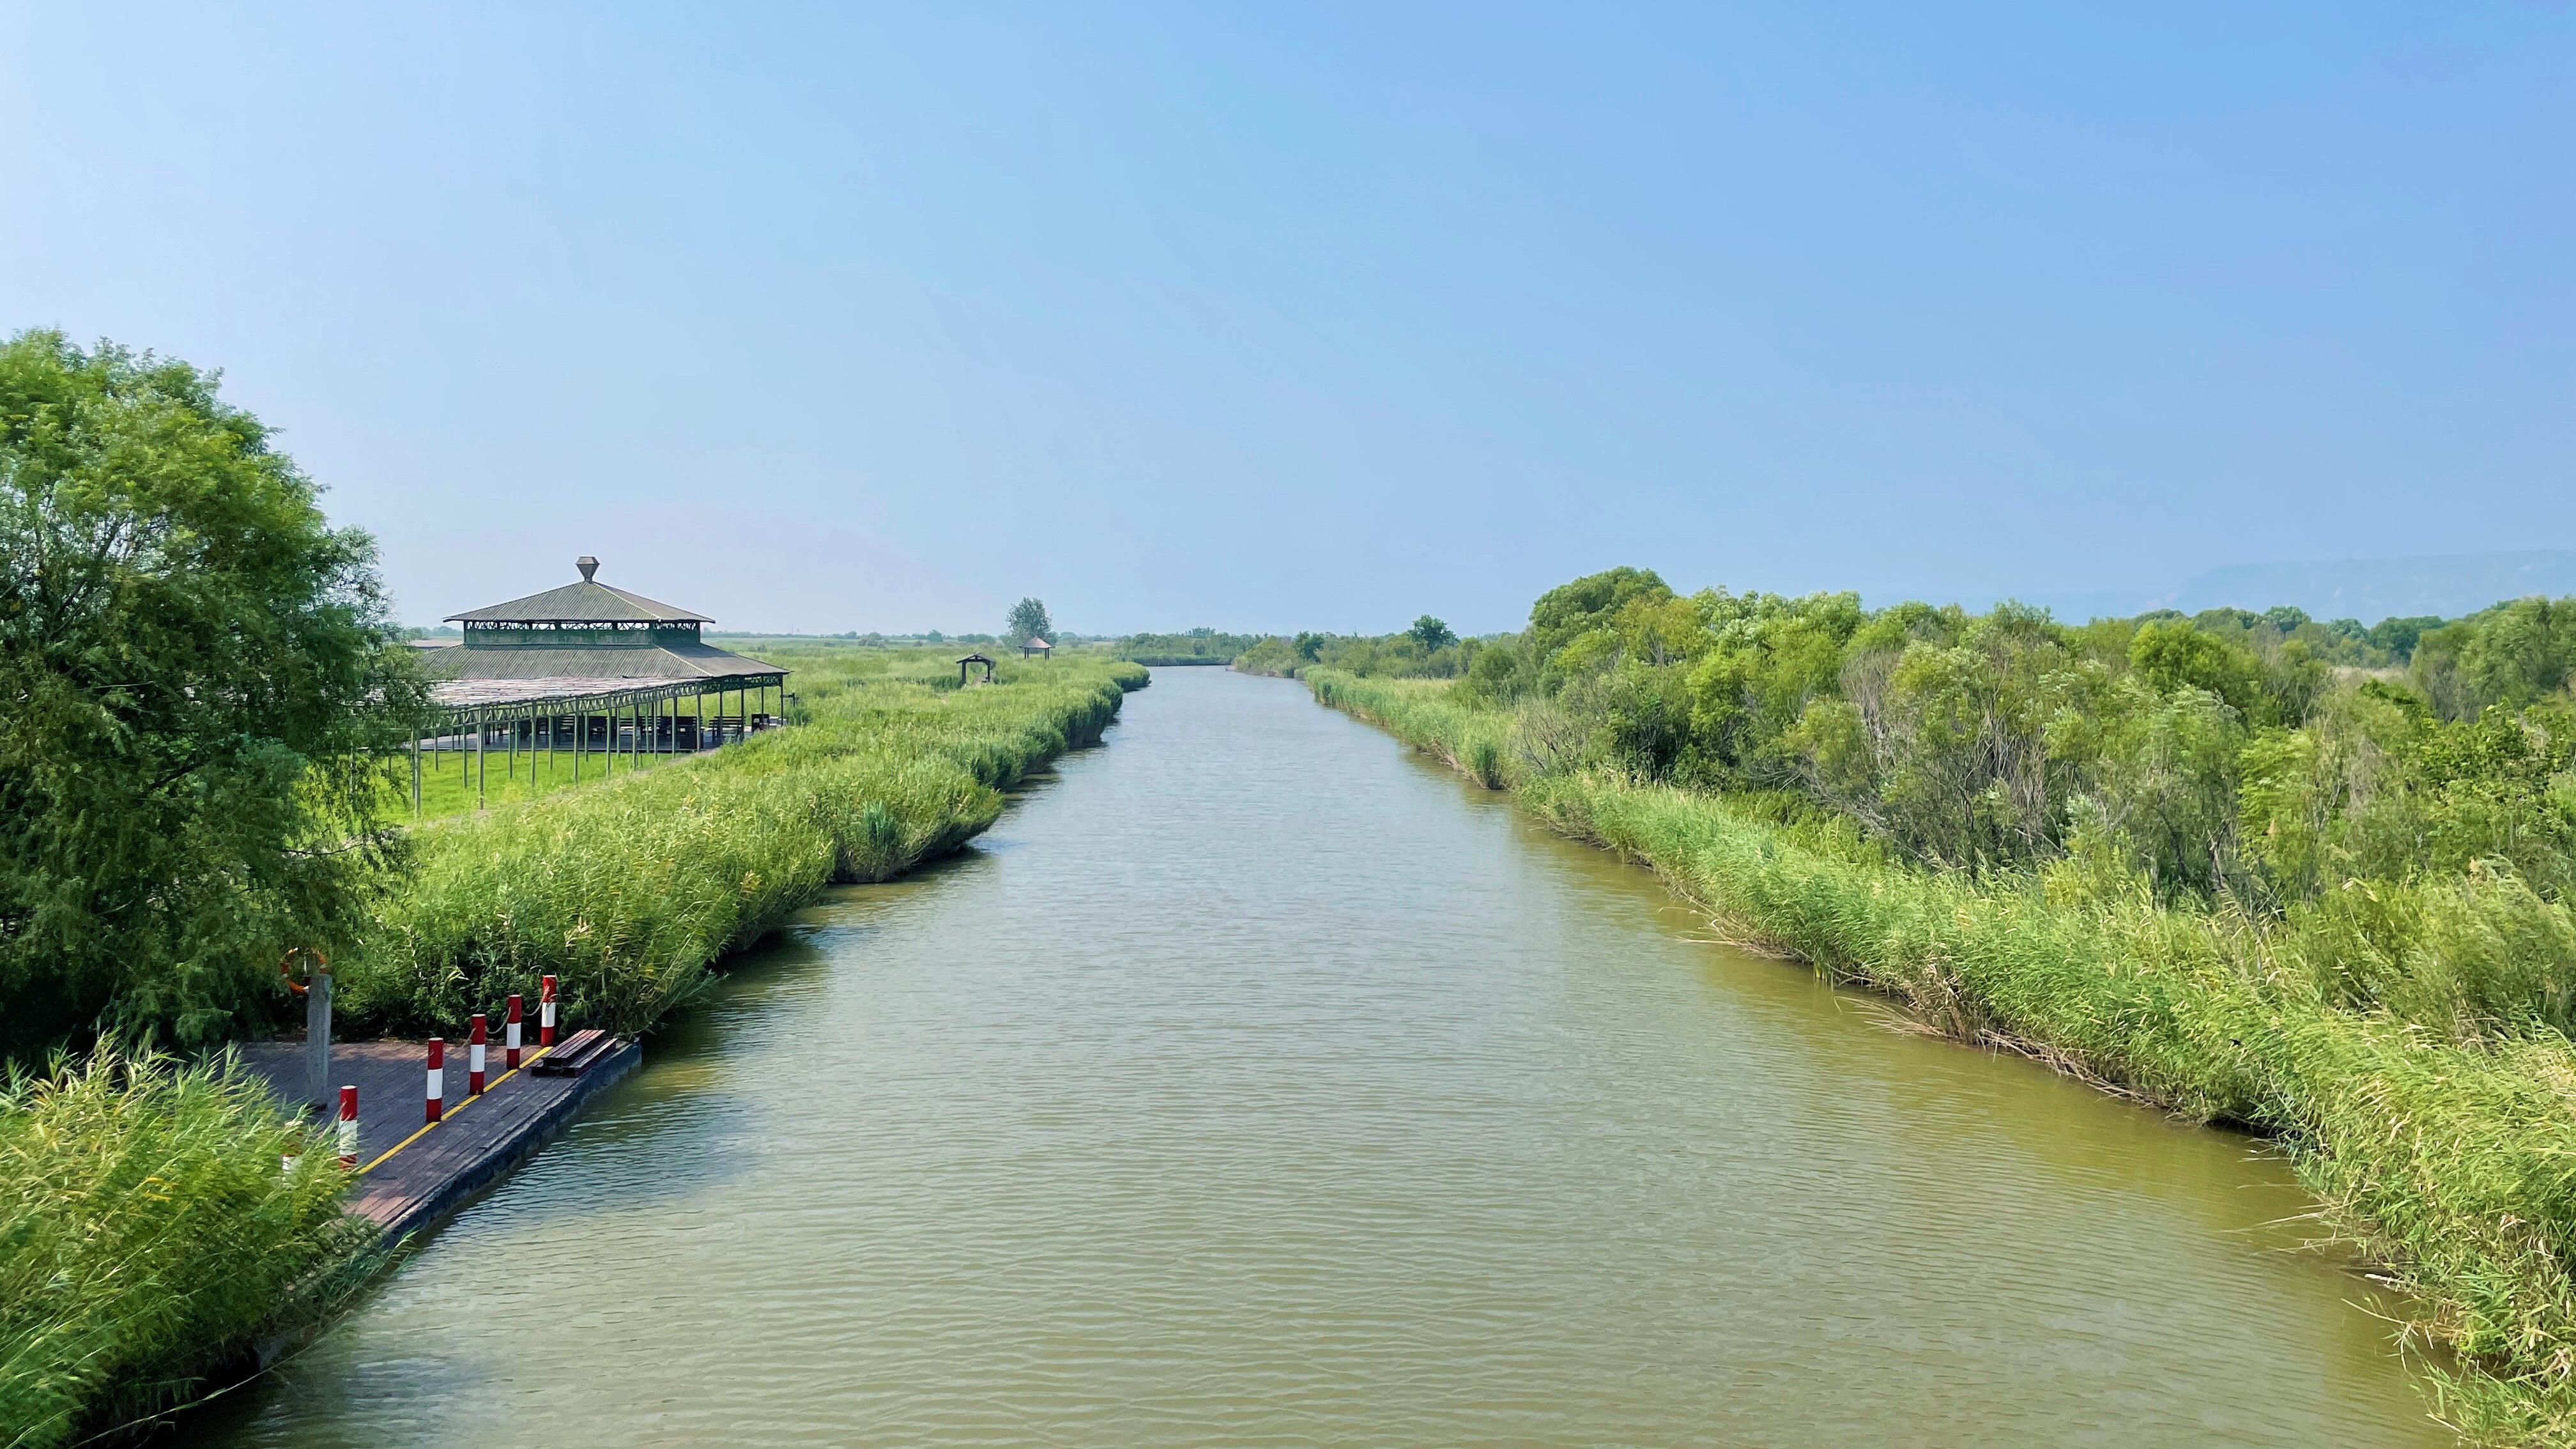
(304, 965, 333, 1109)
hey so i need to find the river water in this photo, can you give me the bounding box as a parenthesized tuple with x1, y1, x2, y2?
(212, 666, 2444, 1446)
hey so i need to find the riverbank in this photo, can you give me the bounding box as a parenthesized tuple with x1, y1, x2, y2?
(0, 653, 1146, 1449)
(1303, 667, 2576, 1446)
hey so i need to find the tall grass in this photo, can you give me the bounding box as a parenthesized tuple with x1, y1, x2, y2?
(1308, 668, 2576, 1444)
(1311, 671, 1511, 787)
(339, 652, 1145, 1036)
(1, 1048, 372, 1449)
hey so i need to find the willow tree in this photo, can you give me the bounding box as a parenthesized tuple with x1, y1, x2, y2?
(0, 332, 427, 1059)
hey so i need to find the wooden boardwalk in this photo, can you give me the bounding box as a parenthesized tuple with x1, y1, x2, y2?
(240, 1036, 639, 1239)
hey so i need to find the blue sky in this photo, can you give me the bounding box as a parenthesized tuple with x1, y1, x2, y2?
(4, 4, 2568, 634)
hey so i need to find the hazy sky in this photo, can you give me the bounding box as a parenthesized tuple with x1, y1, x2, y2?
(4, 4, 2568, 634)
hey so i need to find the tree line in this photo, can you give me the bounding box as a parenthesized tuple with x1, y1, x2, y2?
(1247, 567, 2576, 916)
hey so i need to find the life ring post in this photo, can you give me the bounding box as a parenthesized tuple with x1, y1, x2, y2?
(281, 948, 334, 1110)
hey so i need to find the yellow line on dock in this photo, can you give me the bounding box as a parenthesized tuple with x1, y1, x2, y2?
(357, 1044, 555, 1176)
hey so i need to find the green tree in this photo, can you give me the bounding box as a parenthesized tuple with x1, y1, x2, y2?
(1408, 615, 1456, 651)
(1008, 597, 1053, 644)
(2129, 620, 2269, 721)
(1527, 565, 1669, 667)
(0, 332, 426, 1058)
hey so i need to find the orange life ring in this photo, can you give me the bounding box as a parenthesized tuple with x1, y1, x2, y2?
(280, 947, 329, 995)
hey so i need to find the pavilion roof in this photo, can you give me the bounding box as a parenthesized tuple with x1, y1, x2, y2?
(446, 576, 710, 624)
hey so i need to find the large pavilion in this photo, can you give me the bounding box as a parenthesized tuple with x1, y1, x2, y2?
(405, 556, 788, 814)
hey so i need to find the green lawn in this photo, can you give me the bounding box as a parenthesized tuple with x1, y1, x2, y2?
(394, 733, 702, 820)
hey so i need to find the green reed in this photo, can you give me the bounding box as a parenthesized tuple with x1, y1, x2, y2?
(337, 652, 1145, 1037)
(0, 1048, 374, 1449)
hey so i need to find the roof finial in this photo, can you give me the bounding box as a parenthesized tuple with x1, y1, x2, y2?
(576, 555, 599, 581)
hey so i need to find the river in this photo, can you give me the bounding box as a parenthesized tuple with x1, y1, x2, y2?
(211, 666, 2444, 1446)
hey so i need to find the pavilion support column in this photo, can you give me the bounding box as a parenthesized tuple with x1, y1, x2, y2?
(410, 735, 421, 819)
(476, 710, 486, 810)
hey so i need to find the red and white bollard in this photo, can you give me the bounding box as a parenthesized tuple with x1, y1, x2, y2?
(425, 1038, 445, 1123)
(338, 1085, 359, 1166)
(539, 974, 557, 1048)
(469, 1014, 488, 1096)
(505, 994, 524, 1070)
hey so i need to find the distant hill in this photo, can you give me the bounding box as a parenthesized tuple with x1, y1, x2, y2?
(2163, 551, 2576, 622)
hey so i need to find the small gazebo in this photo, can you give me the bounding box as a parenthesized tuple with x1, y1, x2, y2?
(1020, 637, 1053, 658)
(957, 652, 997, 686)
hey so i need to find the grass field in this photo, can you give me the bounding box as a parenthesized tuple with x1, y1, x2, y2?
(397, 731, 687, 818)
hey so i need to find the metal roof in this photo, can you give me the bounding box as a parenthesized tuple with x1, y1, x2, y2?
(418, 639, 783, 684)
(446, 578, 712, 624)
(427, 677, 707, 709)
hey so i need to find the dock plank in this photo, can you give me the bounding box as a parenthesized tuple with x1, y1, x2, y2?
(239, 1036, 638, 1239)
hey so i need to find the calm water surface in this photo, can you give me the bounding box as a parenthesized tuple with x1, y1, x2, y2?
(211, 667, 2444, 1446)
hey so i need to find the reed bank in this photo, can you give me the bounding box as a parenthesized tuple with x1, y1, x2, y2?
(1251, 569, 2576, 1445)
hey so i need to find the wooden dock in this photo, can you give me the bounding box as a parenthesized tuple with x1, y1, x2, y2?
(240, 1035, 639, 1239)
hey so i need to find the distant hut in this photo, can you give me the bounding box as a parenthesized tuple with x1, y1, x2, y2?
(957, 652, 997, 686)
(1020, 636, 1053, 658)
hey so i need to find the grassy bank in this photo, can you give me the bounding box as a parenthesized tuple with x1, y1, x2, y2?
(1, 652, 1143, 1448)
(339, 650, 1145, 1036)
(1310, 668, 2576, 1445)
